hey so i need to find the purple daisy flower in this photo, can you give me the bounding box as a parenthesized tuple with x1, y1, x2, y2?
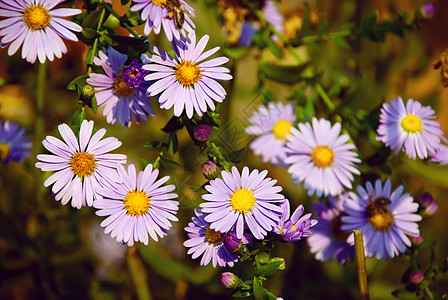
(0, 0, 82, 64)
(430, 141, 448, 165)
(0, 120, 32, 163)
(274, 199, 317, 242)
(35, 120, 127, 209)
(341, 179, 422, 260)
(285, 118, 361, 197)
(307, 193, 355, 266)
(94, 163, 179, 246)
(245, 102, 295, 166)
(143, 32, 232, 118)
(87, 47, 155, 127)
(377, 97, 443, 160)
(130, 0, 195, 42)
(183, 209, 238, 267)
(200, 166, 285, 240)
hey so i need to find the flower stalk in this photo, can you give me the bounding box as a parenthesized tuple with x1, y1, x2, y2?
(354, 230, 369, 300)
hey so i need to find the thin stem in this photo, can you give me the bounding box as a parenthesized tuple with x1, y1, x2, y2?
(127, 247, 152, 300)
(34, 61, 47, 205)
(86, 7, 106, 74)
(315, 83, 335, 112)
(354, 230, 370, 300)
(301, 30, 352, 44)
(153, 152, 162, 169)
(104, 3, 140, 38)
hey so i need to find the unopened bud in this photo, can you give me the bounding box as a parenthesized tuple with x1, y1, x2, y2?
(270, 257, 286, 271)
(194, 124, 211, 142)
(421, 3, 436, 19)
(419, 193, 438, 216)
(81, 84, 95, 101)
(409, 270, 424, 285)
(410, 233, 424, 247)
(220, 272, 242, 289)
(201, 160, 218, 180)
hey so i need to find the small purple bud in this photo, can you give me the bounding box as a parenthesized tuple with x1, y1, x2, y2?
(194, 124, 211, 142)
(421, 2, 436, 19)
(201, 160, 218, 180)
(223, 232, 241, 252)
(410, 233, 424, 247)
(409, 270, 424, 285)
(220, 272, 241, 289)
(419, 193, 438, 216)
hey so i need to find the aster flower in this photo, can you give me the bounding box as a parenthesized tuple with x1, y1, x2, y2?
(200, 166, 284, 240)
(194, 124, 211, 141)
(0, 0, 82, 64)
(143, 32, 232, 118)
(274, 199, 317, 242)
(307, 193, 355, 266)
(183, 209, 238, 267)
(94, 163, 179, 246)
(285, 118, 361, 197)
(245, 102, 295, 166)
(87, 47, 155, 127)
(341, 179, 422, 260)
(130, 0, 195, 42)
(35, 120, 127, 209)
(376, 97, 443, 160)
(0, 120, 32, 163)
(430, 142, 448, 165)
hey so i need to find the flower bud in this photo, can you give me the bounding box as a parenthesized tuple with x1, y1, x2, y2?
(81, 84, 95, 101)
(421, 3, 436, 19)
(409, 270, 424, 285)
(410, 233, 424, 247)
(270, 257, 286, 271)
(201, 160, 218, 180)
(223, 232, 241, 252)
(194, 124, 211, 142)
(419, 193, 438, 216)
(220, 272, 242, 289)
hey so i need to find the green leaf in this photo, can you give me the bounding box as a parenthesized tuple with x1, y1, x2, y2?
(266, 39, 283, 59)
(223, 47, 250, 60)
(67, 75, 89, 91)
(167, 133, 178, 156)
(255, 251, 270, 264)
(81, 9, 105, 29)
(304, 97, 315, 118)
(159, 155, 181, 169)
(363, 10, 379, 29)
(141, 159, 150, 168)
(162, 116, 185, 133)
(82, 28, 100, 39)
(144, 141, 166, 151)
(90, 96, 98, 114)
(121, 0, 131, 5)
(404, 159, 448, 187)
(333, 37, 351, 49)
(258, 63, 310, 84)
(225, 146, 248, 164)
(71, 108, 86, 132)
(252, 277, 267, 300)
(255, 260, 283, 278)
(253, 31, 267, 49)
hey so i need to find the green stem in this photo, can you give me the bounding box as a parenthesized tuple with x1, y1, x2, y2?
(153, 152, 162, 169)
(209, 141, 230, 171)
(104, 3, 140, 38)
(34, 62, 47, 205)
(87, 7, 106, 74)
(354, 230, 370, 300)
(315, 83, 335, 112)
(127, 247, 152, 300)
(301, 30, 352, 44)
(424, 287, 434, 300)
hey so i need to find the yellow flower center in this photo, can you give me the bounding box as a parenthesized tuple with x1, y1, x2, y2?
(175, 61, 202, 86)
(401, 114, 423, 133)
(70, 152, 96, 178)
(124, 190, 151, 216)
(113, 74, 135, 96)
(23, 5, 50, 31)
(311, 146, 334, 168)
(0, 142, 11, 161)
(205, 227, 223, 244)
(272, 120, 293, 141)
(152, 0, 167, 7)
(230, 187, 256, 214)
(366, 199, 394, 232)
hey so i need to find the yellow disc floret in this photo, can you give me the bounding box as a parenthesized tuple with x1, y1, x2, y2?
(311, 146, 334, 168)
(70, 152, 96, 178)
(366, 201, 394, 232)
(176, 61, 202, 86)
(152, 0, 167, 7)
(24, 5, 50, 31)
(401, 114, 423, 133)
(0, 143, 11, 161)
(272, 120, 293, 141)
(205, 227, 223, 244)
(124, 190, 151, 216)
(113, 74, 135, 96)
(230, 187, 256, 214)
